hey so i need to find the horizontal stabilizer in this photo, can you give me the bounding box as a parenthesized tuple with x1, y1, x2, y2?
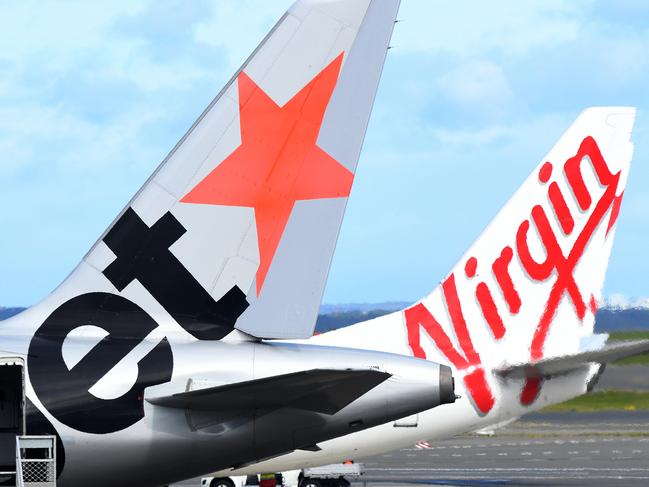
(495, 340, 649, 380)
(147, 368, 390, 415)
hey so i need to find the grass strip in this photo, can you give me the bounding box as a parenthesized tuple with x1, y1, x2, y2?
(543, 390, 649, 412)
(608, 331, 649, 365)
(609, 331, 649, 340)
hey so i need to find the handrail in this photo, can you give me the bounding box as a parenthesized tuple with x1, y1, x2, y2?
(15, 436, 24, 487)
(15, 435, 56, 486)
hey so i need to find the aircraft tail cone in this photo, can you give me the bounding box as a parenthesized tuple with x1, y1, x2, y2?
(439, 365, 456, 405)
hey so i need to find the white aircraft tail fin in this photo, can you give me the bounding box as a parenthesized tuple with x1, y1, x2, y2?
(313, 107, 636, 415)
(22, 0, 401, 341)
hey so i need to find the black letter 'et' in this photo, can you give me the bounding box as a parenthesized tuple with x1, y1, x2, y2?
(102, 208, 249, 340)
(28, 293, 173, 434)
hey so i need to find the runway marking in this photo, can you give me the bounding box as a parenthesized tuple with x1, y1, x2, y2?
(366, 467, 649, 472)
(366, 475, 649, 482)
(543, 451, 552, 455)
(520, 452, 532, 456)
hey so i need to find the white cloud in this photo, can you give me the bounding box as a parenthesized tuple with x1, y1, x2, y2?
(605, 293, 631, 309)
(0, 102, 165, 175)
(194, 0, 289, 70)
(601, 294, 649, 310)
(363, 108, 570, 167)
(633, 297, 649, 309)
(591, 35, 649, 84)
(0, 1, 147, 71)
(433, 124, 511, 147)
(437, 60, 513, 116)
(95, 56, 217, 93)
(392, 0, 589, 57)
(0, 0, 235, 96)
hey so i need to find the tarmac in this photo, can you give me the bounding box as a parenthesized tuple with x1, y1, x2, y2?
(173, 412, 649, 487)
(355, 412, 649, 486)
(596, 365, 649, 392)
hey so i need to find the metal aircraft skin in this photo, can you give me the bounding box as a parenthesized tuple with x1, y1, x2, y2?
(0, 1, 460, 486)
(207, 106, 649, 477)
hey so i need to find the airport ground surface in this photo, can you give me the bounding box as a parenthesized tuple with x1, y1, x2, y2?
(173, 365, 649, 487)
(173, 411, 649, 487)
(355, 412, 649, 486)
(596, 365, 649, 392)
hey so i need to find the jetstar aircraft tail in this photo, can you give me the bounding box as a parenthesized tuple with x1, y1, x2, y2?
(14, 0, 401, 341)
(311, 107, 640, 416)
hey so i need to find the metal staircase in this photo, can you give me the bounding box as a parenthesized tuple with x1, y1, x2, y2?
(15, 436, 56, 487)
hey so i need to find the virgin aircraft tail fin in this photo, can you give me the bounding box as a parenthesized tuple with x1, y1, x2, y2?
(402, 107, 636, 366)
(24, 0, 401, 341)
(313, 107, 636, 415)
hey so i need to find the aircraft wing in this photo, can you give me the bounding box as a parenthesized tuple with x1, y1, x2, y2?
(147, 368, 391, 415)
(495, 339, 649, 379)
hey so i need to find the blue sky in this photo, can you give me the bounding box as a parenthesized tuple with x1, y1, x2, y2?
(1, 0, 649, 307)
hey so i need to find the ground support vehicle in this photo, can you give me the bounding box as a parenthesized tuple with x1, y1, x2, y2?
(201, 463, 364, 487)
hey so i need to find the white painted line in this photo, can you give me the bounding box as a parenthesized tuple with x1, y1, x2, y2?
(366, 467, 649, 472)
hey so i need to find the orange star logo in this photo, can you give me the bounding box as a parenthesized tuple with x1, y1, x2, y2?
(182, 53, 353, 295)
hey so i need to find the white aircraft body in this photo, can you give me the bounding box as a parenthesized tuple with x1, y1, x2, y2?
(0, 1, 462, 486)
(216, 104, 649, 479)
